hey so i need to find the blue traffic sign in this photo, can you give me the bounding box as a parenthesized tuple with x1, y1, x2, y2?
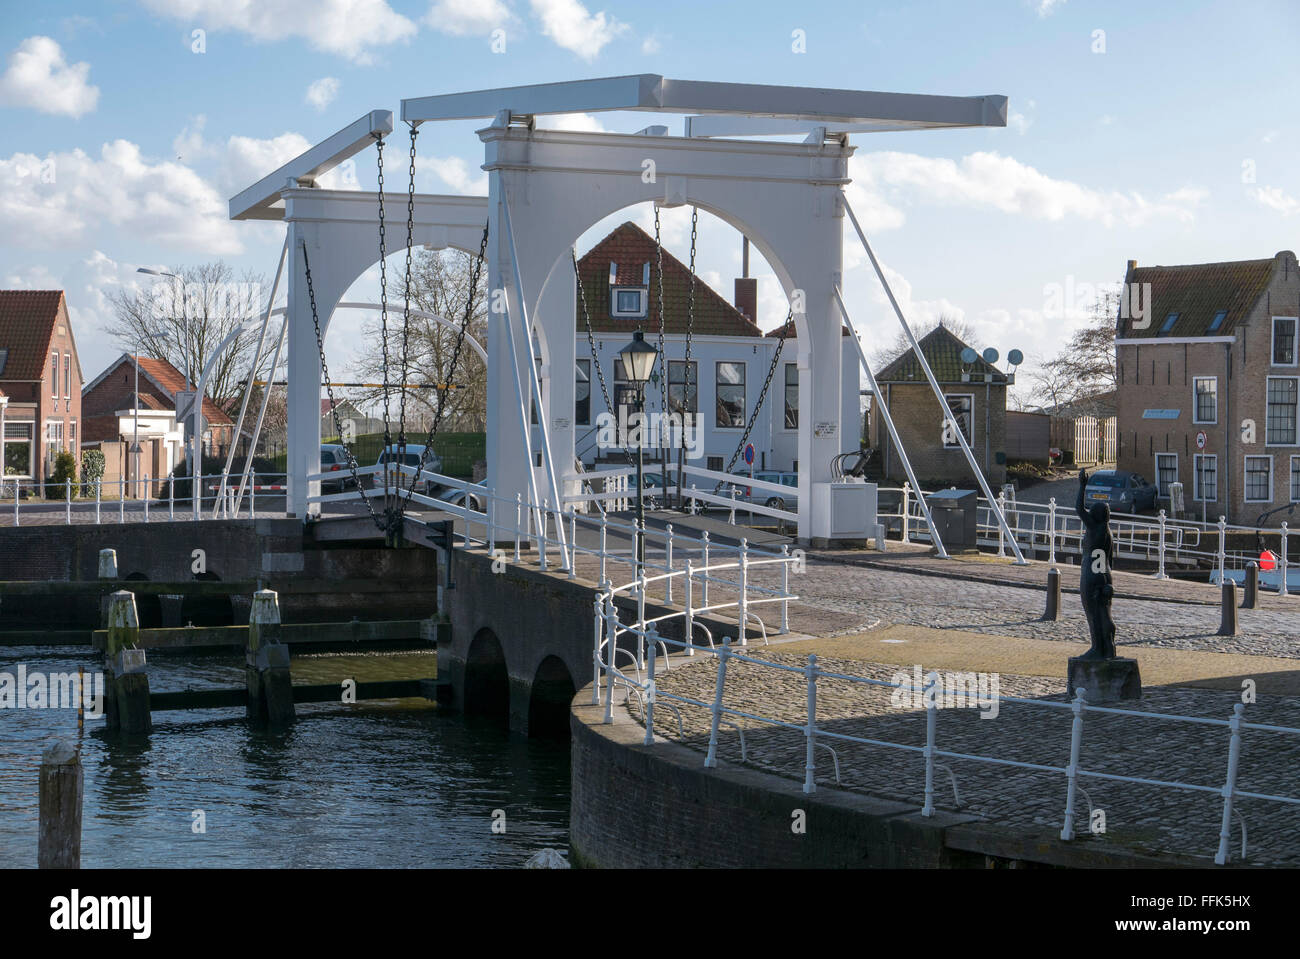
(743, 443, 755, 465)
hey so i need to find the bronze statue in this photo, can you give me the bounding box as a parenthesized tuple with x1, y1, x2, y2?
(1076, 468, 1117, 659)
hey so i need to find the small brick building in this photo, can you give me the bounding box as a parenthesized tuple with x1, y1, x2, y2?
(0, 290, 85, 487)
(868, 324, 1008, 486)
(1115, 250, 1300, 525)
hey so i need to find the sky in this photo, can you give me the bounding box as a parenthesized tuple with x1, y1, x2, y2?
(1, 0, 1297, 406)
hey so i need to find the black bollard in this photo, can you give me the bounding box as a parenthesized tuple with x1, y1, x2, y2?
(1242, 562, 1258, 610)
(38, 740, 82, 869)
(1218, 580, 1238, 636)
(1043, 567, 1061, 621)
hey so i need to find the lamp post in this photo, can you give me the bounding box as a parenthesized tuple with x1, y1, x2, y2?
(130, 341, 142, 499)
(137, 267, 196, 502)
(619, 331, 659, 575)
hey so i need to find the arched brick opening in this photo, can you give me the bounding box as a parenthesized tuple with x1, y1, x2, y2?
(528, 655, 576, 739)
(464, 627, 509, 722)
(184, 570, 234, 626)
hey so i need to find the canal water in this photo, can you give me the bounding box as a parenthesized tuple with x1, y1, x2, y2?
(0, 648, 571, 868)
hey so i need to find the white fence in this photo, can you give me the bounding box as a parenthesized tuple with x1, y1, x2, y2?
(595, 605, 1300, 865)
(0, 473, 289, 525)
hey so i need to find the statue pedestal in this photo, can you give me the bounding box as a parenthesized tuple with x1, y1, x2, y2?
(1067, 656, 1141, 703)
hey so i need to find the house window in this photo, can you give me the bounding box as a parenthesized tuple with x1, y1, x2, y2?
(668, 360, 697, 422)
(575, 359, 591, 426)
(943, 394, 974, 448)
(1266, 377, 1298, 445)
(3, 421, 33, 478)
(610, 287, 647, 318)
(783, 364, 798, 430)
(716, 362, 746, 428)
(1274, 317, 1298, 366)
(706, 455, 724, 473)
(1244, 456, 1272, 502)
(1158, 312, 1179, 335)
(50, 352, 58, 398)
(1155, 453, 1178, 497)
(63, 353, 70, 399)
(1193, 454, 1217, 503)
(1208, 310, 1227, 333)
(0, 349, 8, 375)
(1292, 456, 1300, 503)
(1192, 377, 1217, 424)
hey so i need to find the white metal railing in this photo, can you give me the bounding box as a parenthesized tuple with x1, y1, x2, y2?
(597, 619, 1300, 866)
(0, 471, 289, 525)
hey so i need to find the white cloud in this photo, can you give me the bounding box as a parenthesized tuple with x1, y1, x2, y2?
(641, 35, 661, 55)
(423, 156, 488, 195)
(426, 0, 514, 35)
(535, 112, 607, 133)
(1255, 186, 1299, 217)
(1262, 129, 1279, 144)
(139, 0, 417, 63)
(529, 0, 628, 60)
(849, 150, 1206, 228)
(172, 114, 209, 162)
(1036, 0, 1066, 16)
(0, 36, 99, 118)
(305, 77, 340, 111)
(0, 142, 241, 254)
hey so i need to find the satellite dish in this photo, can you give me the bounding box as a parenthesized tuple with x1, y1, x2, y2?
(960, 347, 977, 365)
(1008, 349, 1024, 366)
(982, 347, 1000, 364)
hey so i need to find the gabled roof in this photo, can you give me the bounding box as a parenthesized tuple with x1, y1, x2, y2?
(875, 324, 1006, 384)
(575, 222, 763, 337)
(84, 353, 232, 424)
(1116, 253, 1289, 339)
(0, 290, 71, 381)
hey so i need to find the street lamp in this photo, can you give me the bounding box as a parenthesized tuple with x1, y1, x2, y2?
(618, 330, 659, 573)
(138, 267, 196, 504)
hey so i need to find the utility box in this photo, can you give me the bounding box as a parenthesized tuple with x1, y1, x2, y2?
(927, 488, 978, 551)
(812, 480, 878, 543)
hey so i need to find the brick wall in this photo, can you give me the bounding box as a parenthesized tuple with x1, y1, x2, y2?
(1117, 252, 1300, 525)
(877, 381, 1007, 487)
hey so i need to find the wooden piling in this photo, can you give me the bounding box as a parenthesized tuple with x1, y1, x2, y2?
(1242, 562, 1258, 610)
(98, 548, 117, 627)
(1218, 580, 1238, 637)
(38, 740, 82, 869)
(246, 589, 294, 728)
(1042, 567, 1061, 621)
(104, 590, 151, 734)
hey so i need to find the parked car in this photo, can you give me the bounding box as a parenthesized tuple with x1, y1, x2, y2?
(437, 487, 484, 513)
(319, 444, 357, 494)
(372, 444, 444, 496)
(725, 470, 799, 511)
(1083, 469, 1157, 514)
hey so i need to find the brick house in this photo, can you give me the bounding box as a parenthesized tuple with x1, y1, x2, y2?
(1114, 250, 1300, 526)
(868, 324, 1008, 486)
(571, 221, 858, 473)
(0, 291, 84, 487)
(82, 354, 236, 492)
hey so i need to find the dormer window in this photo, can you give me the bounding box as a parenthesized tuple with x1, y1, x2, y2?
(1208, 310, 1227, 333)
(1158, 312, 1179, 335)
(611, 286, 647, 319)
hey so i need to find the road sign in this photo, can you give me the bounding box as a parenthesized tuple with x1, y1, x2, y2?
(1196, 430, 1207, 450)
(743, 443, 755, 466)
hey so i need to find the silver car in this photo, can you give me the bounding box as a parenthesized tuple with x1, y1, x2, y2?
(726, 470, 799, 511)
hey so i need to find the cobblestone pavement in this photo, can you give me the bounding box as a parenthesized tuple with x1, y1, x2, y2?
(629, 651, 1300, 867)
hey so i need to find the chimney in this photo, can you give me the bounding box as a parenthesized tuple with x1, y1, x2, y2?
(1127, 259, 1137, 273)
(734, 277, 757, 324)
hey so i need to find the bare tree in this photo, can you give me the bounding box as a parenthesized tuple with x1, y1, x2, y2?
(871, 314, 983, 369)
(1025, 289, 1119, 414)
(353, 247, 489, 435)
(107, 261, 272, 411)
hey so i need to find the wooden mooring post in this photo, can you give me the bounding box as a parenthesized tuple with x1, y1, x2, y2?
(104, 590, 151, 734)
(38, 740, 82, 869)
(1218, 580, 1239, 637)
(97, 548, 116, 626)
(246, 589, 294, 728)
(1242, 561, 1258, 610)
